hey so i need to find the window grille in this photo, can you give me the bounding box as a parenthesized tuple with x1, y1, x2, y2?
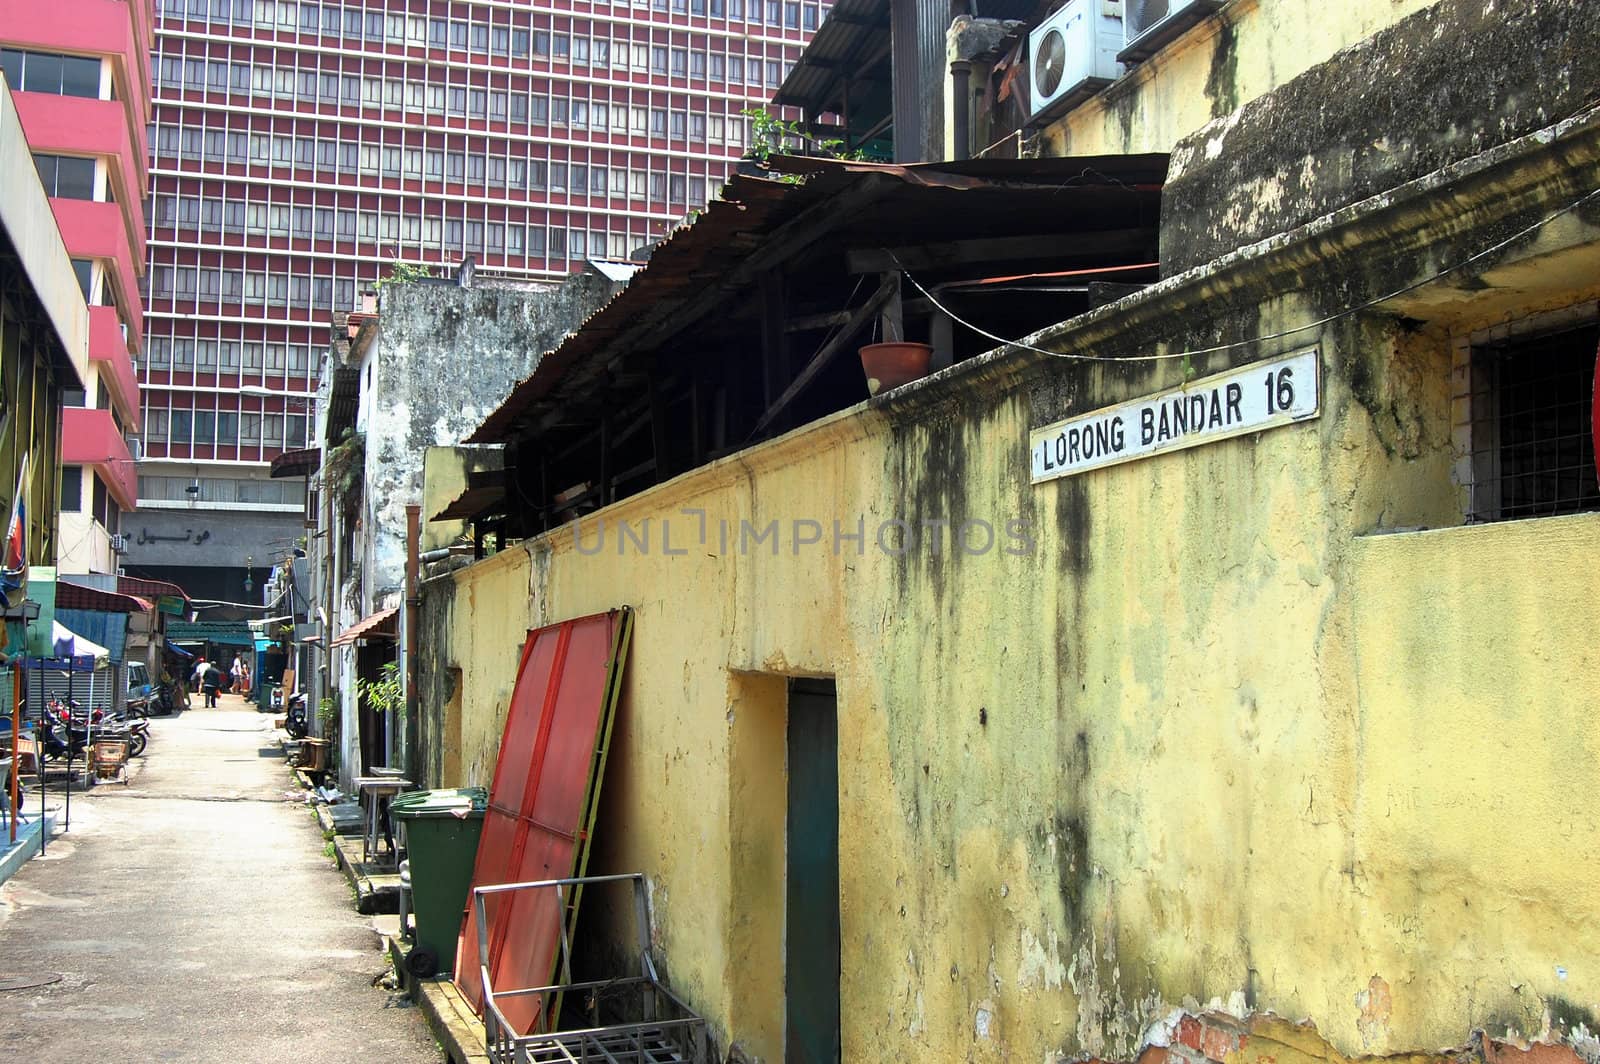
(1463, 322, 1600, 523)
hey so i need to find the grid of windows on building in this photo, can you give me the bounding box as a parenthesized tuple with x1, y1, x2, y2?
(141, 407, 312, 448)
(142, 0, 819, 489)
(138, 474, 308, 506)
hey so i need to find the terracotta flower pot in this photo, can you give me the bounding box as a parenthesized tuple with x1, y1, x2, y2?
(859, 342, 934, 396)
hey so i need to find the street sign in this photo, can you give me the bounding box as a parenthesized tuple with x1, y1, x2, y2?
(1030, 347, 1321, 483)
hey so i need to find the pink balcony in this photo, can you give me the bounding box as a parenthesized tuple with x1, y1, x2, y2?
(50, 198, 144, 354)
(0, 0, 153, 133)
(88, 305, 139, 430)
(62, 407, 137, 510)
(12, 93, 147, 260)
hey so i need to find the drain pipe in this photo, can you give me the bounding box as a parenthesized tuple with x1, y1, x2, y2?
(404, 504, 420, 781)
(950, 60, 973, 160)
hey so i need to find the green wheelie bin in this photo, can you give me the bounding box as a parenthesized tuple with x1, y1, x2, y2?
(391, 787, 488, 978)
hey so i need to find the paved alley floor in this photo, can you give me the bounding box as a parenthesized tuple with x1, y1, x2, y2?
(0, 694, 442, 1063)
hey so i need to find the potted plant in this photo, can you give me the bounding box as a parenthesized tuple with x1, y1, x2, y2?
(859, 320, 933, 396)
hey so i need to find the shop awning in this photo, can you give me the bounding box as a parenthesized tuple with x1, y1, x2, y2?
(165, 621, 256, 647)
(270, 446, 320, 479)
(56, 609, 129, 666)
(329, 607, 398, 647)
(164, 640, 194, 659)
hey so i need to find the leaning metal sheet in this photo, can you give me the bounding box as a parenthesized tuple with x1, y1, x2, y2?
(455, 608, 632, 1034)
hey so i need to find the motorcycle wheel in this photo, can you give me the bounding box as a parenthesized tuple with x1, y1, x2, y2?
(127, 731, 148, 758)
(285, 715, 308, 740)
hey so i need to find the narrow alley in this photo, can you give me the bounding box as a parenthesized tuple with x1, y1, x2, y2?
(0, 696, 442, 1063)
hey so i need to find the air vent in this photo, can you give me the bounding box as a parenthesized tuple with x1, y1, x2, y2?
(1028, 0, 1125, 122)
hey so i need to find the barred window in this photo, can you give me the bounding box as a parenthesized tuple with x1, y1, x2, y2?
(1462, 319, 1600, 523)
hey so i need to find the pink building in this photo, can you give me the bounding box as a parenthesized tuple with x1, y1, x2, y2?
(129, 0, 819, 602)
(0, 0, 152, 575)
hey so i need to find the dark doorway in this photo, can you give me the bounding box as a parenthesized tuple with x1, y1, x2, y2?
(785, 678, 840, 1064)
(356, 643, 388, 773)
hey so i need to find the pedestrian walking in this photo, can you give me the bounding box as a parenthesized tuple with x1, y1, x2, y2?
(201, 660, 222, 708)
(237, 660, 252, 697)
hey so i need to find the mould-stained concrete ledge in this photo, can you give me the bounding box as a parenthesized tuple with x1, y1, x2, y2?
(385, 932, 490, 1064)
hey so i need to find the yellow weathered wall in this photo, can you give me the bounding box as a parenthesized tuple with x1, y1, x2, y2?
(1035, 0, 1442, 157)
(430, 281, 1600, 1064)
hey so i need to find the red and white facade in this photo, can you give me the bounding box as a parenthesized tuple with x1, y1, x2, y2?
(138, 0, 821, 577)
(0, 0, 152, 574)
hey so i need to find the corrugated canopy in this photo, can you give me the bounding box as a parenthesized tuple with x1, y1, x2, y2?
(432, 470, 509, 523)
(57, 581, 151, 615)
(468, 154, 1167, 447)
(329, 607, 398, 647)
(270, 447, 321, 479)
(165, 620, 256, 646)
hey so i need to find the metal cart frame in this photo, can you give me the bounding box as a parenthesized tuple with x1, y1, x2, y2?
(472, 873, 709, 1064)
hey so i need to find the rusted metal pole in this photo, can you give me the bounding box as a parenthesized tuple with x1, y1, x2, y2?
(9, 662, 18, 844)
(404, 504, 420, 782)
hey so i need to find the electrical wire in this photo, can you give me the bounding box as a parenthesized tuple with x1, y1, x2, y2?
(190, 586, 289, 611)
(895, 183, 1600, 365)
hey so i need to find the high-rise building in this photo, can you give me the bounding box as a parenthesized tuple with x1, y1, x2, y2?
(0, 0, 151, 576)
(131, 0, 821, 602)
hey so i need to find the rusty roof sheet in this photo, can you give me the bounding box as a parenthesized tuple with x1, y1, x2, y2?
(329, 606, 398, 647)
(57, 582, 152, 614)
(117, 575, 190, 606)
(270, 447, 321, 479)
(469, 154, 1167, 445)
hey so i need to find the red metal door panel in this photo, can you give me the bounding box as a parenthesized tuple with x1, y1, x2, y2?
(455, 608, 632, 1035)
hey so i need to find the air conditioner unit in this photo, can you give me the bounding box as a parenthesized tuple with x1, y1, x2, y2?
(1118, 0, 1224, 64)
(1029, 0, 1124, 122)
(125, 435, 143, 461)
(110, 533, 128, 552)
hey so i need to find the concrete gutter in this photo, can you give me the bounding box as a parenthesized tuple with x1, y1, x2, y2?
(384, 933, 492, 1064)
(0, 811, 57, 887)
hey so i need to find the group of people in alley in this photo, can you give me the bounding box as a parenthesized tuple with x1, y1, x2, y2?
(190, 654, 252, 708)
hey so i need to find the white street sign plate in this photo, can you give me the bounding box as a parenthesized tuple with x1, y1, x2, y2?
(1029, 348, 1321, 484)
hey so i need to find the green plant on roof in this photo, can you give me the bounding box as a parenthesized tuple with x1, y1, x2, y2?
(375, 261, 435, 289)
(742, 108, 867, 165)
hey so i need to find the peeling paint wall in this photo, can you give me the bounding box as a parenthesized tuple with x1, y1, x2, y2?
(414, 16, 1600, 1064)
(356, 274, 615, 605)
(1036, 0, 1442, 158)
(419, 183, 1600, 1064)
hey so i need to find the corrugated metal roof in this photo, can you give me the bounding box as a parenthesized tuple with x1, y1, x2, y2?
(469, 154, 1167, 445)
(773, 0, 891, 113)
(57, 581, 151, 614)
(270, 446, 321, 479)
(166, 621, 256, 646)
(329, 606, 398, 647)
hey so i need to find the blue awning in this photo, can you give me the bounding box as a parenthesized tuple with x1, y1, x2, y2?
(253, 638, 274, 653)
(56, 609, 129, 666)
(165, 640, 194, 659)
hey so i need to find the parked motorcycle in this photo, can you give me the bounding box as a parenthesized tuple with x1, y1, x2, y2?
(283, 692, 309, 740)
(43, 699, 150, 759)
(148, 680, 177, 717)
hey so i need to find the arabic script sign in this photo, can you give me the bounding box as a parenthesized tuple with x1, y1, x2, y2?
(1029, 348, 1321, 484)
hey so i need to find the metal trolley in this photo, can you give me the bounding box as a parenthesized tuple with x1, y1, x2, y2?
(472, 874, 710, 1064)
